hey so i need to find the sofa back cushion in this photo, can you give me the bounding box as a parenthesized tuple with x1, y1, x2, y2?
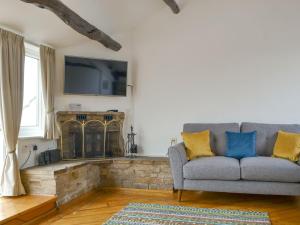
(241, 122, 300, 156)
(183, 123, 239, 156)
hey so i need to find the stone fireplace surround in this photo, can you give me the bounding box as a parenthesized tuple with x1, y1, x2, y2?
(21, 157, 173, 205)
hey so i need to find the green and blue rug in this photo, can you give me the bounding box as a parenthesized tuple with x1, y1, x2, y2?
(104, 203, 271, 225)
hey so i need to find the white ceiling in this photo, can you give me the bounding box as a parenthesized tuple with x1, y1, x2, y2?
(0, 0, 168, 48)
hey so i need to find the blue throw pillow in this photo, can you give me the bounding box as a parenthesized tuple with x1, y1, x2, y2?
(225, 131, 256, 159)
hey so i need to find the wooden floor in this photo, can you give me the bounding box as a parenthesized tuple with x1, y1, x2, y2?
(0, 195, 56, 225)
(37, 188, 300, 225)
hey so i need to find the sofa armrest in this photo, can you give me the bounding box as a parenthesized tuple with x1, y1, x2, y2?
(168, 142, 188, 190)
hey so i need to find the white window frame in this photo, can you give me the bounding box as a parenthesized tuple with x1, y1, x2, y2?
(19, 43, 44, 138)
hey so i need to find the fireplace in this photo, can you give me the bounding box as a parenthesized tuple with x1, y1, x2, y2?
(57, 111, 125, 159)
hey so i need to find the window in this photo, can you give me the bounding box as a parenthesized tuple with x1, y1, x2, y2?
(19, 43, 44, 138)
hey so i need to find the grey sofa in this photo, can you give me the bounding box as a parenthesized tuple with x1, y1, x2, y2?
(168, 122, 300, 201)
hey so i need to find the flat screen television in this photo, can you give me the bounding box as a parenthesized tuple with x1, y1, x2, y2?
(64, 56, 128, 96)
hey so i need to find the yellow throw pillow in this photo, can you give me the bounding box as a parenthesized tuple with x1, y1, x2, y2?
(181, 130, 214, 160)
(273, 130, 300, 162)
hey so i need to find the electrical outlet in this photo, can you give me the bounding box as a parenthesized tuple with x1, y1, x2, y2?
(170, 137, 177, 146)
(33, 144, 38, 151)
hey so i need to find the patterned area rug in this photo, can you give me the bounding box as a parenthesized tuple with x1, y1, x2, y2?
(104, 203, 271, 225)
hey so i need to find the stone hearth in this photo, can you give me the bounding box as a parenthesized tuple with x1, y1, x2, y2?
(21, 157, 173, 205)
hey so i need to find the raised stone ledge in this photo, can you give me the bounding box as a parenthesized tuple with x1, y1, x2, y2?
(20, 157, 173, 205)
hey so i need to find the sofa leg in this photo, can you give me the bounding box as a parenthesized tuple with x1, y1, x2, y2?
(178, 190, 183, 202)
(173, 187, 178, 193)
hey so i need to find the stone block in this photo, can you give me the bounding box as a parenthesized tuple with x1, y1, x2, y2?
(133, 183, 149, 189)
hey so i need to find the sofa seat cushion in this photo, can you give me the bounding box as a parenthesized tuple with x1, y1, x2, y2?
(241, 157, 300, 183)
(183, 156, 240, 181)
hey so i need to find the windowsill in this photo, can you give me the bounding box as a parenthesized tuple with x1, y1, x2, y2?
(18, 136, 45, 140)
(18, 133, 44, 140)
(0, 131, 44, 140)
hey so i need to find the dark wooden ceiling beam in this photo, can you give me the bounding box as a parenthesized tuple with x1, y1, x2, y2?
(163, 0, 180, 14)
(20, 0, 122, 51)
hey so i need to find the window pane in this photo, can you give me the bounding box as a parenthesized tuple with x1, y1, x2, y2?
(21, 56, 39, 127)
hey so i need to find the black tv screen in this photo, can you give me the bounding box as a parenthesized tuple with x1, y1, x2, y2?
(64, 56, 128, 96)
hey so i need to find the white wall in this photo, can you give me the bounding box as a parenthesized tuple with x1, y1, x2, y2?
(17, 0, 300, 163)
(17, 138, 57, 169)
(132, 0, 300, 156)
(55, 33, 134, 135)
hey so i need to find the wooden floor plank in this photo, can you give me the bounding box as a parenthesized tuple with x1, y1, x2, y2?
(36, 189, 300, 225)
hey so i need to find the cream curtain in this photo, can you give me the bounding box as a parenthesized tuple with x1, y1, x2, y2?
(0, 28, 25, 196)
(40, 45, 58, 139)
